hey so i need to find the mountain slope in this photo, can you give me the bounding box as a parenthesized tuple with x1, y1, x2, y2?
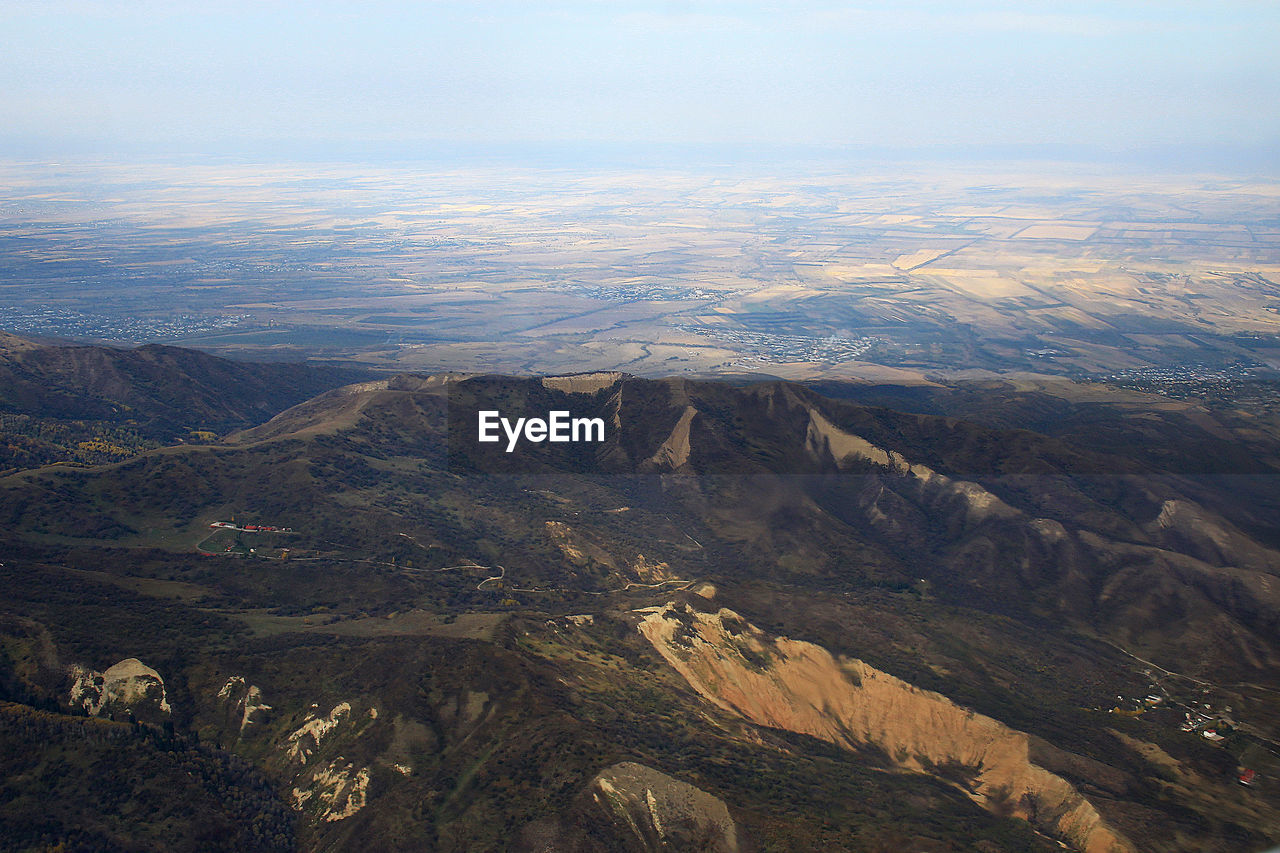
(0, 331, 369, 472)
(0, 360, 1277, 851)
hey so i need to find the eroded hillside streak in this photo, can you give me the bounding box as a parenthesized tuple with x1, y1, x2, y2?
(638, 604, 1134, 853)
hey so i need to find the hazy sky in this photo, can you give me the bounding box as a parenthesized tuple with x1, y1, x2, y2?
(2, 1, 1277, 162)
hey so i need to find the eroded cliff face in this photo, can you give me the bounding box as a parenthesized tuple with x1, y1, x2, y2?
(645, 405, 697, 471)
(218, 675, 272, 733)
(638, 603, 1133, 853)
(805, 407, 1020, 525)
(591, 761, 740, 853)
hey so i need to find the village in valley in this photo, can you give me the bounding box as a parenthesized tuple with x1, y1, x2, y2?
(1107, 663, 1276, 793)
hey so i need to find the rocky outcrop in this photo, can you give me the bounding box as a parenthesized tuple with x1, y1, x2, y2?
(645, 405, 697, 471)
(545, 520, 616, 569)
(805, 407, 1019, 525)
(629, 553, 673, 583)
(542, 372, 623, 394)
(255, 696, 383, 826)
(591, 761, 740, 853)
(638, 603, 1133, 853)
(292, 758, 371, 823)
(284, 701, 352, 765)
(218, 675, 272, 733)
(69, 658, 171, 719)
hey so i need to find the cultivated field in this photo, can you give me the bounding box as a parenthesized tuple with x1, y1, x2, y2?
(2, 160, 1278, 383)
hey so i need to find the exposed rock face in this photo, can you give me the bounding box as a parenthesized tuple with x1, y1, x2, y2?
(218, 675, 272, 733)
(69, 658, 171, 719)
(541, 372, 623, 394)
(806, 407, 902, 470)
(806, 407, 1019, 524)
(1148, 498, 1280, 572)
(645, 405, 697, 470)
(591, 761, 740, 853)
(260, 696, 385, 826)
(284, 702, 352, 764)
(629, 553, 673, 583)
(292, 758, 371, 822)
(546, 520, 615, 569)
(638, 603, 1133, 853)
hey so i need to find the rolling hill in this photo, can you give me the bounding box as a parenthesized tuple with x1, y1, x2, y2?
(0, 332, 369, 473)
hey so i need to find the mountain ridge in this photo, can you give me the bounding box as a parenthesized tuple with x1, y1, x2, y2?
(0, 340, 1277, 851)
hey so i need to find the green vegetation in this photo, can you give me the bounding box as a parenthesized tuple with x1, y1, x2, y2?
(0, 702, 294, 852)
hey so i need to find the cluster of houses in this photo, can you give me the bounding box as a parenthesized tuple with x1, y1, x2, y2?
(1112, 678, 1264, 789)
(1108, 691, 1166, 717)
(1165, 693, 1264, 788)
(1178, 701, 1233, 742)
(209, 520, 293, 533)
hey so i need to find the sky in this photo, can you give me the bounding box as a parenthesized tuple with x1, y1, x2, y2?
(1, 1, 1278, 165)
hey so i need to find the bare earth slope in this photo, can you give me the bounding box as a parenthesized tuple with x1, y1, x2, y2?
(640, 602, 1133, 853)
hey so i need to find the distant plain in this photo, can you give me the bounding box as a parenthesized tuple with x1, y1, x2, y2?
(2, 160, 1277, 387)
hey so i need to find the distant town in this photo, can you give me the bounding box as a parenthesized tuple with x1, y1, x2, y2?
(673, 323, 879, 366)
(1101, 362, 1280, 409)
(0, 306, 250, 343)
